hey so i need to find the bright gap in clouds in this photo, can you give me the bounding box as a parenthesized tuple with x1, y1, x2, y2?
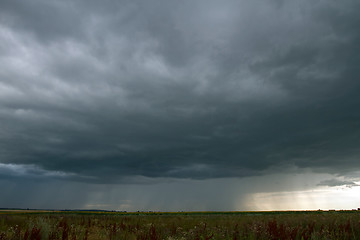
(245, 186, 360, 211)
(240, 171, 360, 211)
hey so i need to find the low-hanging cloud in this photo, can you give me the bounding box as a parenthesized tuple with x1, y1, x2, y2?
(317, 178, 360, 188)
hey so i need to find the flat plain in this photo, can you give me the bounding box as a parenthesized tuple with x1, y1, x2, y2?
(0, 210, 360, 239)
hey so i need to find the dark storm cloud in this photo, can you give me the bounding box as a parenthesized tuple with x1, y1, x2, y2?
(1, 0, 360, 183)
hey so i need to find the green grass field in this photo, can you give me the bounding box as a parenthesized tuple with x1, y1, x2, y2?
(0, 210, 359, 239)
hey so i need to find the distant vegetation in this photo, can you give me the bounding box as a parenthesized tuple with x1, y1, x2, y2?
(0, 210, 360, 239)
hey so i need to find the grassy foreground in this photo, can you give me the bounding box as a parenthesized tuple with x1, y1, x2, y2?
(0, 210, 360, 239)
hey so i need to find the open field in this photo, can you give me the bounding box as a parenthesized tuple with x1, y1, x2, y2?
(0, 210, 360, 239)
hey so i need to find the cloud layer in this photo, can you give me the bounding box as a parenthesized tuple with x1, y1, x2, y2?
(1, 0, 360, 184)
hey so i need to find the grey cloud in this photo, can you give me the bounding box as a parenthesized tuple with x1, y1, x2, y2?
(0, 0, 360, 184)
(0, 0, 85, 42)
(317, 179, 360, 188)
(0, 163, 84, 184)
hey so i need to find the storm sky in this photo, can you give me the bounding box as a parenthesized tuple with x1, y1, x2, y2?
(1, 0, 360, 211)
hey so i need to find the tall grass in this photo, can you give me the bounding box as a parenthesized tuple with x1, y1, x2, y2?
(0, 211, 359, 239)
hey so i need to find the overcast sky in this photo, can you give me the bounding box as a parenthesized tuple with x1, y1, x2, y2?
(1, 0, 360, 211)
